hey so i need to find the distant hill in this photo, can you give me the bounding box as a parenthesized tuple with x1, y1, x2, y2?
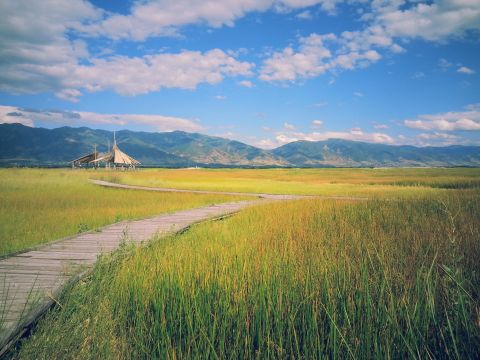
(1, 123, 479, 167)
(0, 123, 286, 167)
(114, 129, 287, 166)
(273, 139, 480, 167)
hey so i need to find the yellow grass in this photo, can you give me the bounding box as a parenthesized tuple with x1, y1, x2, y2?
(3, 167, 479, 358)
(94, 167, 480, 198)
(0, 168, 247, 256)
(16, 190, 480, 359)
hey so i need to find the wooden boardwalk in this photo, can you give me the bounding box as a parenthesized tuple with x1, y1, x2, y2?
(89, 179, 367, 201)
(89, 179, 305, 199)
(0, 199, 265, 355)
(0, 180, 363, 355)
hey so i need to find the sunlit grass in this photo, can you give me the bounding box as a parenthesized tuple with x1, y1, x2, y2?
(3, 167, 480, 358)
(94, 167, 480, 198)
(0, 169, 247, 256)
(15, 191, 480, 359)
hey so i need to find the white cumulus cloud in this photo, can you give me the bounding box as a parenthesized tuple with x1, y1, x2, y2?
(255, 127, 395, 148)
(0, 105, 203, 132)
(259, 30, 387, 82)
(417, 132, 459, 140)
(457, 66, 476, 75)
(260, 1, 480, 83)
(375, 0, 480, 41)
(0, 1, 254, 100)
(404, 104, 480, 131)
(81, 1, 344, 41)
(0, 106, 34, 127)
(274, 128, 394, 146)
(72, 50, 253, 96)
(238, 80, 254, 87)
(296, 10, 313, 19)
(2, 0, 480, 99)
(0, 0, 100, 95)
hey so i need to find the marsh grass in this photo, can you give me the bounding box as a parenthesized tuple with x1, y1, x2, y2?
(0, 274, 45, 341)
(15, 191, 480, 359)
(0, 169, 247, 256)
(95, 167, 480, 198)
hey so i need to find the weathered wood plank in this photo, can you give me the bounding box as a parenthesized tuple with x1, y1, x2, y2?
(0, 180, 319, 356)
(0, 199, 264, 354)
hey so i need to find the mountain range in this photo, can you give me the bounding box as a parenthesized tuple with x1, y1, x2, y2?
(1, 123, 479, 168)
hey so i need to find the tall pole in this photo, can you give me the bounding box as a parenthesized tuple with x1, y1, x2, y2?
(112, 131, 116, 168)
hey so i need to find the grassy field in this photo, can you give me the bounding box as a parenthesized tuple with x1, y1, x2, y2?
(2, 168, 479, 358)
(12, 177, 480, 358)
(94, 167, 480, 198)
(0, 169, 247, 256)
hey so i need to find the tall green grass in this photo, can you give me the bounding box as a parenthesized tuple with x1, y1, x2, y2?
(0, 169, 246, 256)
(15, 191, 480, 359)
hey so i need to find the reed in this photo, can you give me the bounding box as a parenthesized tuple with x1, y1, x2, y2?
(94, 167, 480, 198)
(15, 190, 480, 359)
(0, 168, 246, 256)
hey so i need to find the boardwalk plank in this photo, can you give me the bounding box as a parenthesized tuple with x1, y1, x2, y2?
(0, 181, 320, 355)
(0, 199, 265, 354)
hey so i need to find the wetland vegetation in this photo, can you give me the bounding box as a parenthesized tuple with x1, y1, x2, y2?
(0, 169, 246, 256)
(1, 168, 479, 358)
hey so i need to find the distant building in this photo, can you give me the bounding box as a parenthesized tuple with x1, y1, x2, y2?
(92, 142, 140, 169)
(71, 133, 140, 169)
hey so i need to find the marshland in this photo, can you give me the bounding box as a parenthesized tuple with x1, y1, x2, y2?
(1, 168, 479, 359)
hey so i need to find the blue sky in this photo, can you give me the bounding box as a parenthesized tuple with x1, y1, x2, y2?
(0, 0, 479, 148)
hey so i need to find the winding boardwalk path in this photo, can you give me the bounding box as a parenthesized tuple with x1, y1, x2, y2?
(0, 198, 269, 355)
(89, 179, 367, 201)
(0, 180, 363, 355)
(89, 179, 304, 199)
